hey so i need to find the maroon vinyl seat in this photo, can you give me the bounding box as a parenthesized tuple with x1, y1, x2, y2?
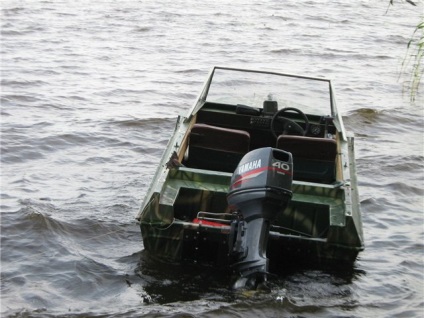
(276, 135, 337, 183)
(185, 123, 250, 172)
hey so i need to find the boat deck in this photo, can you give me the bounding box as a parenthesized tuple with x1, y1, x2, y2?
(160, 166, 349, 237)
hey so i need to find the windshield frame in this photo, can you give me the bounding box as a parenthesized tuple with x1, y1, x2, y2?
(190, 66, 338, 118)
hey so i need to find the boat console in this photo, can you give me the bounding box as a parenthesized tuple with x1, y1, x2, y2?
(196, 102, 337, 141)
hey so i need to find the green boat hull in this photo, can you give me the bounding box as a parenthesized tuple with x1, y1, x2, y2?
(137, 67, 364, 274)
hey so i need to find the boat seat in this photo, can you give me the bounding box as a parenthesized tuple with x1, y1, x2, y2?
(186, 123, 250, 172)
(276, 135, 337, 184)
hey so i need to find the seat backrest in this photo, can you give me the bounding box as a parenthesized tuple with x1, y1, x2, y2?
(186, 124, 250, 172)
(276, 135, 337, 183)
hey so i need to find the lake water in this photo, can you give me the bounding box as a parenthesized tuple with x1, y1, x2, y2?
(1, 0, 423, 317)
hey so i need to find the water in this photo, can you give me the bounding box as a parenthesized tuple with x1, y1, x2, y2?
(1, 0, 423, 317)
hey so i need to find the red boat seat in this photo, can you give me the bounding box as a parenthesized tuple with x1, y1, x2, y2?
(276, 135, 337, 183)
(186, 123, 250, 172)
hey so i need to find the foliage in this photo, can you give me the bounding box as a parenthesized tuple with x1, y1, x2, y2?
(390, 0, 417, 6)
(402, 21, 423, 101)
(389, 0, 423, 101)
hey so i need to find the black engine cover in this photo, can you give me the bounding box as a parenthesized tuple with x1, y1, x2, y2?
(227, 147, 293, 286)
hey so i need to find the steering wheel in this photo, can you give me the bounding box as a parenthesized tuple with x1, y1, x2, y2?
(271, 107, 309, 138)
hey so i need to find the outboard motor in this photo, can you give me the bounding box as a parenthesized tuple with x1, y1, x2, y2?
(227, 147, 293, 288)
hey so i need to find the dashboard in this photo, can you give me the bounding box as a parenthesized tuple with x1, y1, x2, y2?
(196, 102, 335, 141)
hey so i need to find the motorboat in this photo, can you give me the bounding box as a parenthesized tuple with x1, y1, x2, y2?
(136, 66, 364, 288)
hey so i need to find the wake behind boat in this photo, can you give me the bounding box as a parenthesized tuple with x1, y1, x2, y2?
(136, 67, 364, 288)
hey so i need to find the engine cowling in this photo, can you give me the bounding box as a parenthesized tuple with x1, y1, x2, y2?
(227, 147, 293, 288)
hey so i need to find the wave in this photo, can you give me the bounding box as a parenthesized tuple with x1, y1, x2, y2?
(132, 26, 153, 33)
(1, 79, 48, 87)
(1, 206, 143, 316)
